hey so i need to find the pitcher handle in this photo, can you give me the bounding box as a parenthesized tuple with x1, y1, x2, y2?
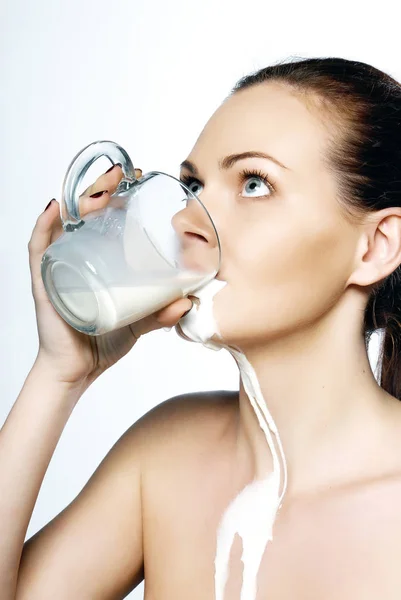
(60, 140, 136, 232)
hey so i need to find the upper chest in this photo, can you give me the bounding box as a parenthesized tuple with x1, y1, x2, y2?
(142, 451, 401, 600)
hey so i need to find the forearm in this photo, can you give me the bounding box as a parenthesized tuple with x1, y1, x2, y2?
(0, 357, 86, 597)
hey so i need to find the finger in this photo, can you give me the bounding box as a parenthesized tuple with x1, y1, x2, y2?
(155, 298, 194, 326)
(80, 165, 143, 197)
(28, 200, 60, 294)
(38, 168, 144, 248)
(129, 298, 193, 338)
(78, 189, 112, 218)
(78, 166, 143, 218)
(81, 164, 124, 198)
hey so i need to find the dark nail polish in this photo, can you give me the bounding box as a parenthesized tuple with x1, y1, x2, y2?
(105, 163, 122, 173)
(44, 199, 55, 211)
(89, 190, 108, 198)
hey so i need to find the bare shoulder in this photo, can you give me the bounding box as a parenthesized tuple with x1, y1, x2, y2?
(122, 390, 239, 488)
(131, 389, 239, 458)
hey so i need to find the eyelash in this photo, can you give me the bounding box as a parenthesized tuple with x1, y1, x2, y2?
(180, 168, 276, 197)
(238, 168, 276, 195)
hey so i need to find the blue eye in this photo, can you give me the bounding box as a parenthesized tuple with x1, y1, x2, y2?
(239, 169, 274, 198)
(179, 176, 204, 201)
(242, 176, 271, 198)
(187, 180, 203, 196)
(179, 168, 275, 201)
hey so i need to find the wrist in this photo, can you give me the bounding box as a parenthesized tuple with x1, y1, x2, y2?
(32, 352, 90, 399)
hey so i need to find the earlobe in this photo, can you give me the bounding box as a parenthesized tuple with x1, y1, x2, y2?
(345, 232, 375, 288)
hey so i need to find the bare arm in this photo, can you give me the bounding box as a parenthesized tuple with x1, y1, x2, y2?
(0, 356, 144, 600)
(3, 164, 192, 599)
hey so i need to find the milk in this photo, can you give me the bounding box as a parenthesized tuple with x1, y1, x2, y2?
(179, 281, 287, 600)
(213, 349, 287, 600)
(57, 271, 211, 334)
(50, 205, 214, 335)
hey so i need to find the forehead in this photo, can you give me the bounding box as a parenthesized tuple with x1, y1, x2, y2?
(188, 82, 329, 173)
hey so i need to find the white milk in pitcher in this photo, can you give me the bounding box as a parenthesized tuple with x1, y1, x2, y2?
(52, 207, 214, 334)
(56, 270, 211, 333)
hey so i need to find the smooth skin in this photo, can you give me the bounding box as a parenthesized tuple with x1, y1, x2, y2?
(1, 165, 197, 599)
(4, 80, 401, 599)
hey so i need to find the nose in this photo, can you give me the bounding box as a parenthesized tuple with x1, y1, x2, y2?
(171, 196, 220, 274)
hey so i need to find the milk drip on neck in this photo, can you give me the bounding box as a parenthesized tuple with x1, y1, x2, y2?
(178, 280, 288, 600)
(214, 350, 287, 600)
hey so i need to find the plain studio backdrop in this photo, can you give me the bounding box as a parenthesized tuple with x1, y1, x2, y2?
(0, 0, 397, 597)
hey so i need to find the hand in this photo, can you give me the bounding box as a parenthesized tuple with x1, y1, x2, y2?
(28, 165, 193, 388)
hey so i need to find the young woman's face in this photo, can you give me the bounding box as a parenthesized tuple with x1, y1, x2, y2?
(177, 82, 360, 350)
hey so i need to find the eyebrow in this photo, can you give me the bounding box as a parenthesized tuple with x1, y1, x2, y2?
(180, 151, 290, 177)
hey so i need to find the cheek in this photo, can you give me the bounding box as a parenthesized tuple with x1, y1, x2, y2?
(214, 214, 354, 342)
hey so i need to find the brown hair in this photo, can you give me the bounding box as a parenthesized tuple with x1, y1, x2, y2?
(231, 57, 401, 399)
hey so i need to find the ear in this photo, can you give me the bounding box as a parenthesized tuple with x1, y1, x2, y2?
(347, 207, 401, 288)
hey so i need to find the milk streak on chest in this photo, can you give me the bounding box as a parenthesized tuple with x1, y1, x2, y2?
(179, 281, 288, 600)
(214, 350, 287, 600)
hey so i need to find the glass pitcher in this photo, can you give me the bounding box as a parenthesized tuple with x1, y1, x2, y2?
(41, 140, 221, 336)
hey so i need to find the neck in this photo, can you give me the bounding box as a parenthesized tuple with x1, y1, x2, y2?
(230, 295, 398, 500)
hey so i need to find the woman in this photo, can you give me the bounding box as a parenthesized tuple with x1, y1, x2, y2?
(3, 56, 401, 599)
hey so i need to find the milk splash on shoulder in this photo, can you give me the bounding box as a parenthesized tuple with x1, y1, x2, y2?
(179, 280, 288, 600)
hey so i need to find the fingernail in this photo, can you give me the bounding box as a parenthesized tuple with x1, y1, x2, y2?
(89, 190, 108, 198)
(44, 199, 55, 211)
(163, 326, 172, 332)
(105, 163, 122, 174)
